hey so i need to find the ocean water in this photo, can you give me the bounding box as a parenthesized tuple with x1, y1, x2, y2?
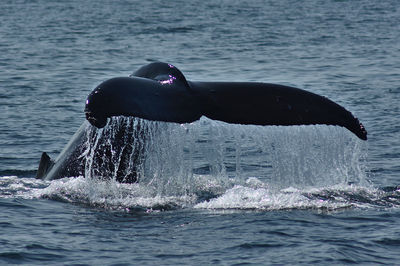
(1, 0, 400, 265)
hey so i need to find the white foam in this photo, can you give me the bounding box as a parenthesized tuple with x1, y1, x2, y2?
(28, 176, 197, 210)
(3, 173, 395, 211)
(195, 185, 338, 211)
(194, 179, 378, 211)
(0, 176, 50, 198)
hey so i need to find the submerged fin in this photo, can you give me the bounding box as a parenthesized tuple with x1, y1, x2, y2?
(36, 152, 54, 179)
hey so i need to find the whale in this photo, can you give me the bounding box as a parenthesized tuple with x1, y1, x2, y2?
(37, 62, 367, 182)
(37, 117, 147, 183)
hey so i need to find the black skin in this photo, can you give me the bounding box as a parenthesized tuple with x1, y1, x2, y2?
(85, 62, 367, 140)
(38, 62, 367, 183)
(37, 118, 145, 183)
(84, 117, 146, 183)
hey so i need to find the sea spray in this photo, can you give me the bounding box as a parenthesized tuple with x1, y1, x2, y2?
(21, 116, 370, 210)
(81, 117, 368, 194)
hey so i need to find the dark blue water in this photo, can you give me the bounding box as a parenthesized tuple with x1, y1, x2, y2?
(1, 0, 400, 264)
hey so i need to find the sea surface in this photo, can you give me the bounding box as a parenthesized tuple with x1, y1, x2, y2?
(1, 0, 400, 265)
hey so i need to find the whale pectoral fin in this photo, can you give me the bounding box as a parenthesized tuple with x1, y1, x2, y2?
(190, 81, 367, 140)
(36, 152, 55, 179)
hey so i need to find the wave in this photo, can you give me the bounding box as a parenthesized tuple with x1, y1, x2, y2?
(1, 175, 399, 212)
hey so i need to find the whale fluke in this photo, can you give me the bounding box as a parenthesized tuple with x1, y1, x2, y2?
(37, 62, 368, 183)
(85, 62, 367, 140)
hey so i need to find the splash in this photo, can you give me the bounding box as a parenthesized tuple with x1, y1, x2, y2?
(2, 117, 380, 211)
(56, 116, 371, 209)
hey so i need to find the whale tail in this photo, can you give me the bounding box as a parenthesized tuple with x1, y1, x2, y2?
(85, 62, 367, 140)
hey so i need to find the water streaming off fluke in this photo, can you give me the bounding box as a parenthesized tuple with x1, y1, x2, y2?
(65, 116, 368, 206)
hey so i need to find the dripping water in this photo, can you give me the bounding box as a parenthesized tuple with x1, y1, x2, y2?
(80, 116, 368, 197)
